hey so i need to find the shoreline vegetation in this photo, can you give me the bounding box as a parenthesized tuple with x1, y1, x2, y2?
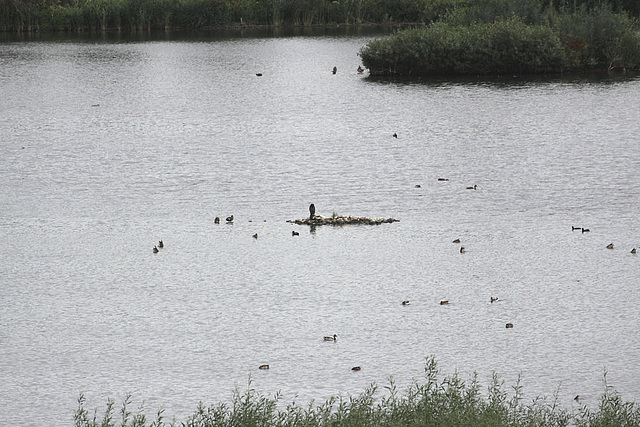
(359, 1, 640, 75)
(2, 0, 639, 76)
(74, 357, 640, 426)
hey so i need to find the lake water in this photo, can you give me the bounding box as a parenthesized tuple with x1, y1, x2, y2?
(1, 29, 639, 425)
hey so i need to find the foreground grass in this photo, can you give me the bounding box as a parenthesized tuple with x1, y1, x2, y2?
(74, 357, 640, 427)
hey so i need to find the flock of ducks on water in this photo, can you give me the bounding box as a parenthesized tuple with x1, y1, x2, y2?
(151, 180, 637, 372)
(570, 226, 636, 253)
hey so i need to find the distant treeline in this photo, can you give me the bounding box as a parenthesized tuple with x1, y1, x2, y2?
(1, 0, 639, 32)
(359, 1, 640, 75)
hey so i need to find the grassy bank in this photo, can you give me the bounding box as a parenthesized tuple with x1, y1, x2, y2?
(360, 3, 640, 76)
(1, 0, 639, 33)
(74, 357, 640, 426)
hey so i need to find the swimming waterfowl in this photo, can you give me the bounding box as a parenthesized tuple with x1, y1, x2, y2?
(415, 184, 421, 188)
(252, 233, 258, 239)
(393, 133, 398, 138)
(292, 230, 300, 236)
(572, 226, 580, 231)
(332, 66, 337, 74)
(214, 217, 220, 224)
(466, 185, 477, 190)
(460, 246, 466, 253)
(402, 300, 410, 305)
(357, 65, 364, 73)
(153, 246, 159, 253)
(438, 178, 449, 181)
(452, 239, 460, 243)
(632, 248, 637, 254)
(606, 243, 614, 249)
(440, 300, 449, 305)
(259, 364, 269, 370)
(505, 323, 514, 328)
(324, 334, 337, 341)
(581, 228, 590, 233)
(351, 366, 361, 371)
(490, 297, 499, 303)
(226, 215, 234, 222)
(256, 73, 263, 76)
(158, 240, 163, 248)
(309, 203, 315, 219)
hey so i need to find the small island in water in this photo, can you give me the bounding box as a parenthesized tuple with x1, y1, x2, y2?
(359, 1, 640, 76)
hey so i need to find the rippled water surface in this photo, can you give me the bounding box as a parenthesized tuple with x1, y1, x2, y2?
(1, 31, 639, 425)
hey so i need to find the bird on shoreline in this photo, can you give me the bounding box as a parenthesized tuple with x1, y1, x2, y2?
(309, 203, 315, 220)
(357, 65, 364, 73)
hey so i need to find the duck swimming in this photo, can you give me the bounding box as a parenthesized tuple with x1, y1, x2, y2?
(324, 334, 337, 341)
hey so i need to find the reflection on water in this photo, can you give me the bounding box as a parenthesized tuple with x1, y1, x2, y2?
(1, 32, 639, 425)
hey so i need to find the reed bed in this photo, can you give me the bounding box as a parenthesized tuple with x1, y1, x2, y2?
(1, 0, 639, 33)
(74, 357, 640, 427)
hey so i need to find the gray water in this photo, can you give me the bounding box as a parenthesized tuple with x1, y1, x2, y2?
(1, 31, 639, 425)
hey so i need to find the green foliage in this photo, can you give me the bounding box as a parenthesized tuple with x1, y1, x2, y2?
(360, 18, 570, 75)
(2, 0, 640, 32)
(74, 357, 640, 427)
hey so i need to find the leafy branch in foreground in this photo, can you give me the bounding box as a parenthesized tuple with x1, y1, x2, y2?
(74, 356, 640, 427)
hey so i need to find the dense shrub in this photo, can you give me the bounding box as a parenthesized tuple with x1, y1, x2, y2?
(360, 18, 570, 75)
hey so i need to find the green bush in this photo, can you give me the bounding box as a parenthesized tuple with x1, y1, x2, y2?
(360, 18, 569, 75)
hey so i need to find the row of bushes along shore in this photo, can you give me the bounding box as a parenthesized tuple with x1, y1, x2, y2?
(359, 4, 640, 76)
(1, 0, 639, 33)
(74, 357, 639, 426)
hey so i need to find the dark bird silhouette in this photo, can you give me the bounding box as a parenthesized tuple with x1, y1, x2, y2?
(440, 300, 449, 305)
(606, 243, 614, 249)
(572, 226, 580, 231)
(256, 73, 263, 76)
(402, 300, 410, 305)
(214, 217, 220, 224)
(393, 133, 398, 138)
(332, 66, 337, 74)
(158, 240, 164, 248)
(460, 246, 466, 253)
(352, 366, 361, 371)
(324, 334, 337, 341)
(226, 215, 234, 223)
(491, 297, 499, 303)
(506, 323, 514, 328)
(292, 230, 300, 236)
(582, 228, 590, 233)
(309, 203, 316, 219)
(466, 185, 477, 190)
(153, 246, 159, 253)
(632, 248, 637, 254)
(452, 239, 461, 243)
(357, 65, 364, 73)
(259, 364, 269, 370)
(253, 233, 258, 239)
